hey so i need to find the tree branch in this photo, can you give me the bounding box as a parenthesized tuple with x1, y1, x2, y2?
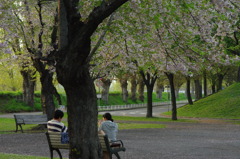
(86, 13, 115, 63)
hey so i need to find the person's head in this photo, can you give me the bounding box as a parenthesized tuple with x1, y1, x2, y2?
(54, 110, 64, 121)
(103, 112, 113, 122)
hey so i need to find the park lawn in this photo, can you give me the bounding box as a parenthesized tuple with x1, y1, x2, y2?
(164, 83, 240, 119)
(0, 117, 166, 133)
(0, 115, 189, 134)
(0, 118, 47, 133)
(0, 153, 65, 159)
(119, 123, 165, 129)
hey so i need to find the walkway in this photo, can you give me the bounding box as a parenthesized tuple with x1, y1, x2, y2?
(1, 121, 240, 159)
(2, 102, 240, 159)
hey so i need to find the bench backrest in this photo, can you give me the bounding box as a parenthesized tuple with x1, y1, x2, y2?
(46, 132, 109, 151)
(98, 134, 110, 152)
(14, 114, 48, 124)
(46, 132, 69, 149)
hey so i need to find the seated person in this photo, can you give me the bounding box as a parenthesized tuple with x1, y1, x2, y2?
(47, 109, 68, 132)
(99, 113, 119, 159)
(98, 112, 118, 141)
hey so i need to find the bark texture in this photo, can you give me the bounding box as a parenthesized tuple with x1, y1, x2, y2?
(56, 1, 129, 158)
(165, 72, 177, 120)
(20, 69, 36, 108)
(101, 78, 111, 104)
(186, 76, 193, 105)
(119, 76, 128, 103)
(130, 74, 137, 102)
(140, 71, 158, 118)
(137, 75, 145, 102)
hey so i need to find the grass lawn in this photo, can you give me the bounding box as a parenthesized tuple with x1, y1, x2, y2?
(0, 153, 65, 159)
(0, 114, 195, 134)
(164, 83, 240, 119)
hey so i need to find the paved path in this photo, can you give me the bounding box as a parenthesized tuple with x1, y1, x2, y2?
(99, 103, 185, 117)
(2, 103, 240, 159)
(1, 121, 240, 159)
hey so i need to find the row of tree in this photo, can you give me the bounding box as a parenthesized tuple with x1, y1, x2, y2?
(0, 0, 239, 158)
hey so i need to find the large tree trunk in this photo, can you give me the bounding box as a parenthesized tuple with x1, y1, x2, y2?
(155, 81, 164, 99)
(212, 82, 216, 94)
(101, 78, 111, 104)
(140, 71, 157, 118)
(56, 1, 129, 158)
(146, 85, 154, 118)
(137, 75, 145, 102)
(186, 76, 193, 105)
(130, 74, 137, 102)
(40, 71, 57, 120)
(56, 32, 99, 158)
(217, 74, 224, 91)
(237, 66, 240, 82)
(119, 76, 128, 103)
(57, 62, 99, 159)
(203, 70, 207, 97)
(194, 79, 202, 100)
(174, 88, 180, 99)
(20, 69, 36, 108)
(166, 73, 177, 120)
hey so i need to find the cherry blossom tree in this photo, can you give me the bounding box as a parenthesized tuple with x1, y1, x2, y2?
(55, 0, 130, 158)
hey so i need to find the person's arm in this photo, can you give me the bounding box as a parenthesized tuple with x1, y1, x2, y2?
(98, 121, 105, 134)
(62, 123, 68, 132)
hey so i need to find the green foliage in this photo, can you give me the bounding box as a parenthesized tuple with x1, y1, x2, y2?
(0, 96, 33, 113)
(0, 91, 22, 97)
(0, 92, 67, 113)
(164, 83, 240, 119)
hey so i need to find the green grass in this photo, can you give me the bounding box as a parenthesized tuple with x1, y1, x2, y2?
(164, 83, 240, 119)
(0, 153, 65, 159)
(119, 123, 165, 129)
(0, 114, 195, 134)
(0, 118, 43, 133)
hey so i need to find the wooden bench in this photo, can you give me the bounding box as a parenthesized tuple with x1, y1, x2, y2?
(14, 114, 48, 133)
(45, 132, 126, 159)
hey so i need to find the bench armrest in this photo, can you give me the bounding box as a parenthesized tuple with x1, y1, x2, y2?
(17, 118, 25, 124)
(109, 140, 124, 148)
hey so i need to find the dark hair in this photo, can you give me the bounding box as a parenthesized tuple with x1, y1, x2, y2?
(103, 112, 113, 122)
(54, 110, 64, 119)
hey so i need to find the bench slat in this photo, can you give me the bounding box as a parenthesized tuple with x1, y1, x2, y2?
(46, 132, 125, 158)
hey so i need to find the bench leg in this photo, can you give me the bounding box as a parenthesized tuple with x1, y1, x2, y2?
(15, 124, 18, 132)
(20, 125, 23, 133)
(113, 152, 120, 159)
(55, 149, 63, 159)
(15, 124, 23, 133)
(50, 149, 53, 159)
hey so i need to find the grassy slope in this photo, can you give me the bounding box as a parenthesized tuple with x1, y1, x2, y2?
(166, 83, 240, 119)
